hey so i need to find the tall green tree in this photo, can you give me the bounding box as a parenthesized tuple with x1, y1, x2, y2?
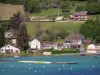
(9, 12, 29, 51)
(24, 0, 41, 13)
(9, 12, 23, 30)
(0, 23, 5, 48)
(17, 24, 29, 51)
(80, 19, 95, 39)
(80, 17, 100, 43)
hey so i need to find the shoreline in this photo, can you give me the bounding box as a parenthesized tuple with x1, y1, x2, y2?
(0, 53, 99, 57)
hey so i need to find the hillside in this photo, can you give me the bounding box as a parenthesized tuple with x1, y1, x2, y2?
(0, 3, 25, 20)
(26, 22, 83, 36)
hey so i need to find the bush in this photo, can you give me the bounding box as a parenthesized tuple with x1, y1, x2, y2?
(75, 5, 85, 12)
(52, 49, 80, 54)
(20, 51, 29, 56)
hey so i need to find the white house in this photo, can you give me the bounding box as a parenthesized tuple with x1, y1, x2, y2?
(55, 16, 64, 21)
(0, 45, 20, 54)
(29, 39, 42, 50)
(87, 44, 100, 54)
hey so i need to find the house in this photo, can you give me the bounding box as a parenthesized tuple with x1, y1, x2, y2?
(0, 45, 20, 54)
(65, 31, 85, 49)
(70, 11, 90, 21)
(54, 43, 65, 50)
(5, 29, 18, 46)
(29, 38, 42, 50)
(42, 42, 54, 50)
(55, 16, 64, 21)
(87, 44, 100, 54)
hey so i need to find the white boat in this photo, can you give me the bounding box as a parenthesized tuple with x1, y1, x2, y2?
(14, 55, 19, 58)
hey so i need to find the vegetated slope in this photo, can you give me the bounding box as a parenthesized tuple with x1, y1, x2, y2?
(26, 22, 83, 36)
(0, 3, 25, 20)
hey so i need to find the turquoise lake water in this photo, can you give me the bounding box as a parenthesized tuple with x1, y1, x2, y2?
(0, 56, 100, 75)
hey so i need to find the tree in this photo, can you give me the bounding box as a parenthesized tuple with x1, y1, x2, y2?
(17, 24, 29, 51)
(9, 12, 29, 51)
(9, 12, 24, 30)
(57, 29, 69, 39)
(24, 0, 41, 13)
(61, 1, 71, 9)
(85, 3, 100, 14)
(80, 17, 100, 43)
(80, 19, 95, 39)
(0, 23, 5, 48)
(35, 21, 41, 38)
(75, 5, 85, 12)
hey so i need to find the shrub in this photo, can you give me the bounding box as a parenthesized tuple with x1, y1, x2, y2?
(52, 49, 80, 54)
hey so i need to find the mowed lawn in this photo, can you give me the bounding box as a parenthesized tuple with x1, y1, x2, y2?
(30, 8, 62, 16)
(26, 22, 84, 36)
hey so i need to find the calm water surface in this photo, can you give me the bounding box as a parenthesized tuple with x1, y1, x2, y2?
(0, 56, 100, 75)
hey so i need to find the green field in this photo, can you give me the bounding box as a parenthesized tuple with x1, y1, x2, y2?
(30, 8, 62, 16)
(26, 22, 83, 36)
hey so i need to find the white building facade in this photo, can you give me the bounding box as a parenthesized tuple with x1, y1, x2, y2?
(29, 39, 42, 50)
(0, 45, 20, 54)
(87, 44, 100, 54)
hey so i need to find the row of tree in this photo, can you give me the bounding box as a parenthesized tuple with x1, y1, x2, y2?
(80, 17, 100, 43)
(76, 2, 100, 14)
(0, 21, 6, 48)
(0, 12, 29, 51)
(1, 0, 100, 14)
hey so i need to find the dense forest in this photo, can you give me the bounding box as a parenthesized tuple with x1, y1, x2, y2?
(0, 0, 100, 14)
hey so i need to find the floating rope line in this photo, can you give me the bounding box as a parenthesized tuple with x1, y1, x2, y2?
(0, 60, 78, 64)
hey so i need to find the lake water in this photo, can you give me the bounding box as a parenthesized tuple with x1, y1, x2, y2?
(0, 56, 100, 75)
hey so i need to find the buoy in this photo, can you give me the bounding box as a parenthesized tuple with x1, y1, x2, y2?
(71, 67, 72, 70)
(11, 65, 14, 67)
(43, 66, 45, 68)
(29, 68, 31, 70)
(35, 71, 37, 72)
(62, 65, 64, 67)
(58, 69, 60, 71)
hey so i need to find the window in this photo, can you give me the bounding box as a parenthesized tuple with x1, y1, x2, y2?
(15, 50, 18, 53)
(11, 49, 13, 53)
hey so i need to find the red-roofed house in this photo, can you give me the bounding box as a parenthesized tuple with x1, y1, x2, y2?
(70, 11, 90, 21)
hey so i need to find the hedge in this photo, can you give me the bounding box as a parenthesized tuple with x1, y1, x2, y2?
(52, 49, 80, 54)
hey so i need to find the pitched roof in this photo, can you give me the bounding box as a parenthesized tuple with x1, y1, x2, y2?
(74, 11, 88, 16)
(65, 31, 85, 41)
(83, 39, 92, 44)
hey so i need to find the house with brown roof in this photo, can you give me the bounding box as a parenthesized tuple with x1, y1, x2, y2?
(64, 31, 85, 49)
(70, 11, 90, 21)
